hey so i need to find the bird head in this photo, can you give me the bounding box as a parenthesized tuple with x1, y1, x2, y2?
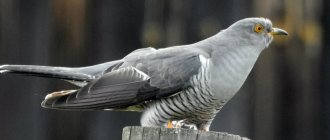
(226, 18, 288, 48)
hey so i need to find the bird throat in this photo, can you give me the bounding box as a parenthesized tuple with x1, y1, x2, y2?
(209, 45, 262, 101)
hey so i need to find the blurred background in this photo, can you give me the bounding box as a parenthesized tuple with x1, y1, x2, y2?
(0, 0, 328, 140)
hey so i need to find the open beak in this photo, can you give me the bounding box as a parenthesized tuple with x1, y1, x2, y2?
(271, 27, 288, 36)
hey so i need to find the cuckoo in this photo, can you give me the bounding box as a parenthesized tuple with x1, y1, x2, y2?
(0, 18, 287, 131)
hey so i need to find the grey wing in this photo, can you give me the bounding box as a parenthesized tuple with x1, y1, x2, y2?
(42, 67, 158, 110)
(140, 51, 203, 98)
(123, 46, 207, 97)
(42, 47, 205, 110)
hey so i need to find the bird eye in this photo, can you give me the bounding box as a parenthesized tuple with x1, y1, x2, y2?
(254, 24, 264, 33)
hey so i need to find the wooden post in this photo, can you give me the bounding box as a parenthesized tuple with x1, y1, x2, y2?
(122, 126, 250, 140)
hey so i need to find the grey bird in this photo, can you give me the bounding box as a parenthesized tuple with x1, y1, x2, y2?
(0, 17, 287, 131)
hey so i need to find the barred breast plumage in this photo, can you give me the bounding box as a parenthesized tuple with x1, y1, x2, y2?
(140, 55, 225, 131)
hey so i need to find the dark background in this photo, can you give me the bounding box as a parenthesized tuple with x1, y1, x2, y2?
(0, 0, 328, 140)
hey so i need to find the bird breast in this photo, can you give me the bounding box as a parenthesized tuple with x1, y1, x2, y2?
(208, 46, 262, 101)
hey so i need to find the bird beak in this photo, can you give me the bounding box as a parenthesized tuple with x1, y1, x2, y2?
(271, 27, 288, 36)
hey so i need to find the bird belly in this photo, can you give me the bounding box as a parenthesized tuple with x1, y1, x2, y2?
(140, 88, 222, 130)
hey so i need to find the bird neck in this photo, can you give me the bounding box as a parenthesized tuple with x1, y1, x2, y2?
(197, 32, 264, 102)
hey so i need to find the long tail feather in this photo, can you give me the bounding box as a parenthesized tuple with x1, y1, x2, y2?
(0, 65, 93, 81)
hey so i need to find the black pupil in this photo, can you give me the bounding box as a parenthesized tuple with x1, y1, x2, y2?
(258, 27, 261, 30)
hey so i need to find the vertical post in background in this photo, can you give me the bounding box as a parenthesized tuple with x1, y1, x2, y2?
(321, 0, 330, 139)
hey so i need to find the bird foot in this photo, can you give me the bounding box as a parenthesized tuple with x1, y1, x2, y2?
(181, 124, 197, 130)
(166, 120, 173, 128)
(166, 120, 197, 130)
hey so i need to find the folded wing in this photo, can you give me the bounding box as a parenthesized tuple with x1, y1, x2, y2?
(42, 47, 205, 111)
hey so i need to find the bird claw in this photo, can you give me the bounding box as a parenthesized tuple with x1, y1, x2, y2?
(167, 120, 197, 130)
(171, 120, 185, 128)
(166, 120, 184, 129)
(181, 124, 197, 130)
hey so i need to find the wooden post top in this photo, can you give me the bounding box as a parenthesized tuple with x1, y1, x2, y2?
(122, 126, 251, 140)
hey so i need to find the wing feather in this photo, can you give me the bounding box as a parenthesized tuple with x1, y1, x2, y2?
(42, 47, 207, 110)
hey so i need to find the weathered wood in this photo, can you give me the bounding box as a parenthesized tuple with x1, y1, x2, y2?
(122, 126, 251, 140)
(142, 127, 160, 140)
(122, 127, 131, 140)
(130, 126, 144, 140)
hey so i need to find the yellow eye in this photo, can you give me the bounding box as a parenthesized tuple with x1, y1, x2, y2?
(254, 24, 264, 33)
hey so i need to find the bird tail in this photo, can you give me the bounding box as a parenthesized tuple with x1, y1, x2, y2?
(0, 65, 93, 82)
(0, 60, 123, 83)
(41, 89, 144, 111)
